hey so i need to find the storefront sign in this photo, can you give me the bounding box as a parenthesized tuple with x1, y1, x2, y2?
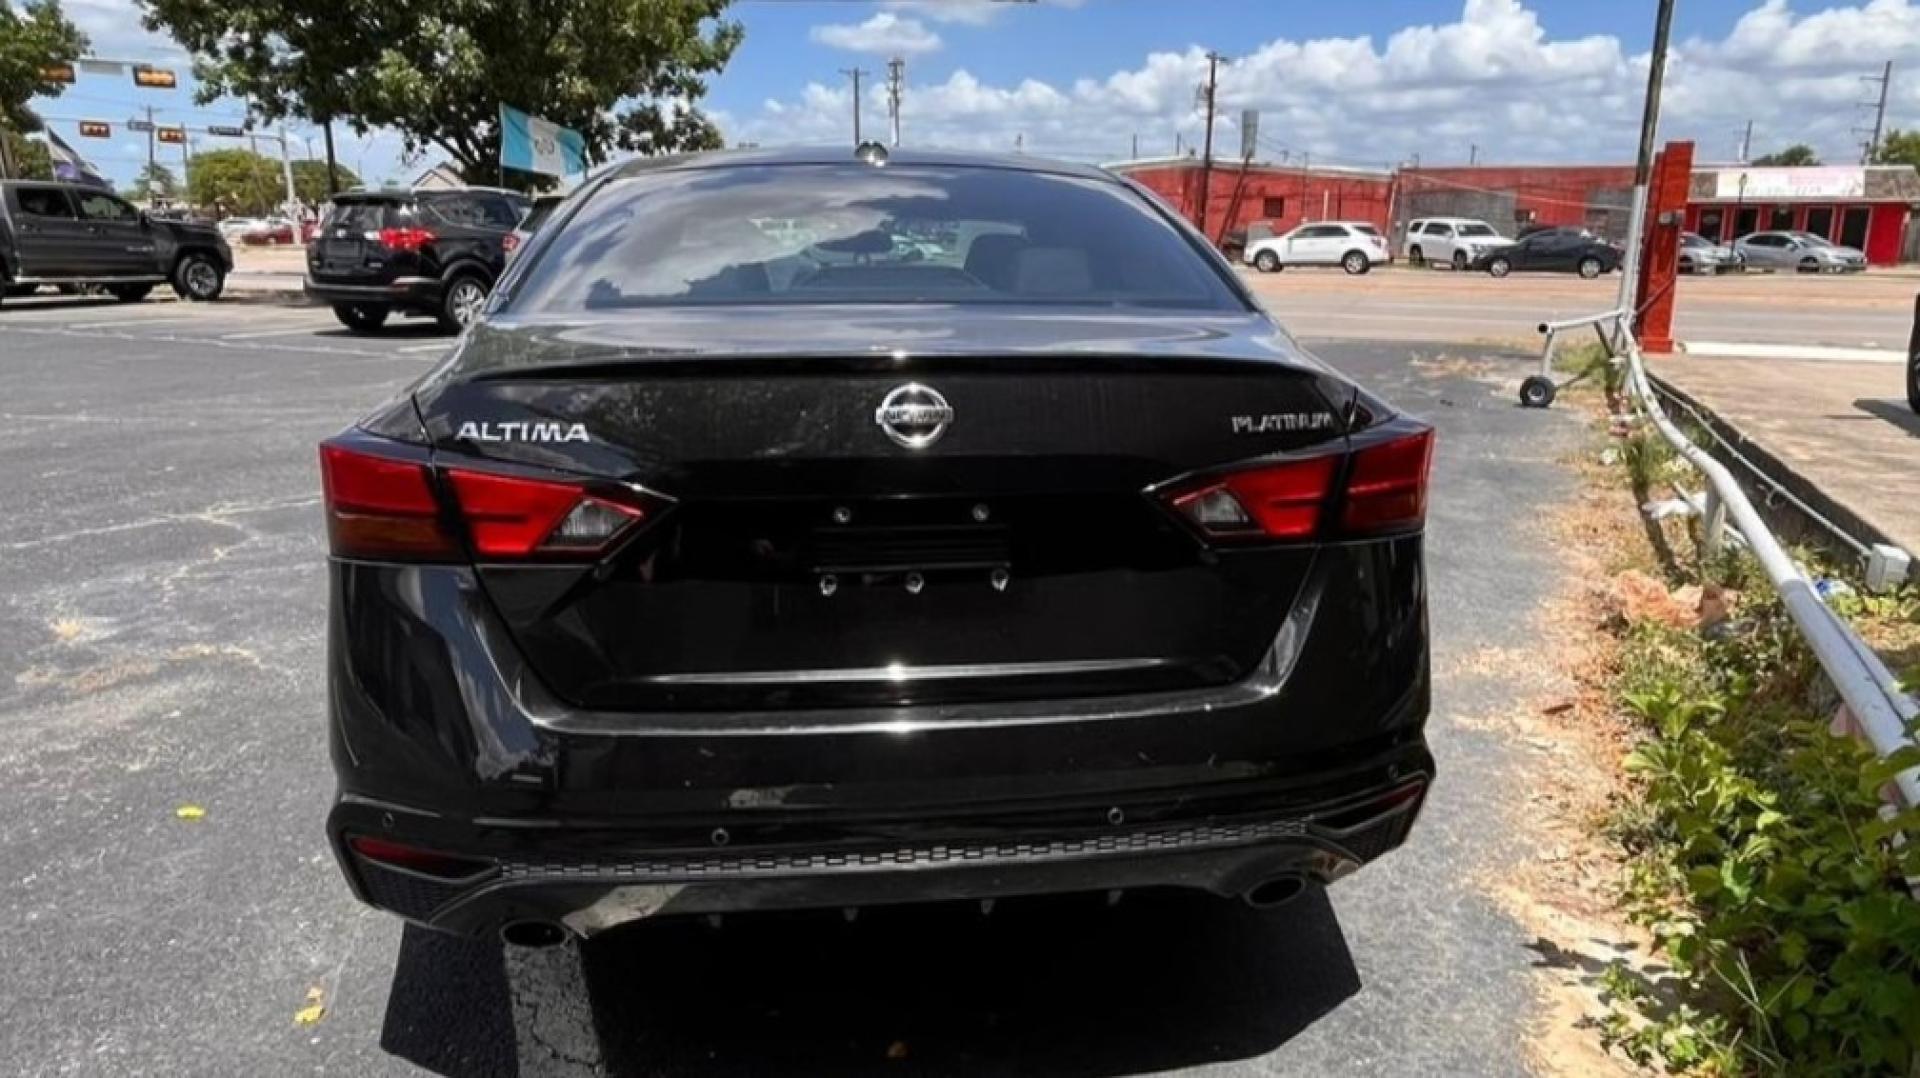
(1714, 166, 1867, 200)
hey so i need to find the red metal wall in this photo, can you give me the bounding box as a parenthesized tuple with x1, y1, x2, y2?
(1119, 162, 1394, 242)
(1682, 201, 1909, 265)
(1398, 165, 1635, 230)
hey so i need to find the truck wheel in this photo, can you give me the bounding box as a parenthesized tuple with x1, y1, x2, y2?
(109, 284, 153, 303)
(1408, 246, 1425, 267)
(1451, 250, 1468, 270)
(175, 254, 225, 301)
(333, 304, 390, 333)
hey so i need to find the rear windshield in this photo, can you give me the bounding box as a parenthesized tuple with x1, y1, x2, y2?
(324, 201, 401, 231)
(506, 164, 1243, 312)
(1353, 224, 1383, 236)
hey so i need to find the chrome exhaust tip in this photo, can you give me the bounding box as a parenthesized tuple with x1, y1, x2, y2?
(1241, 874, 1308, 910)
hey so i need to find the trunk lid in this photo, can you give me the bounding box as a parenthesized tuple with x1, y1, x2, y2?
(413, 309, 1360, 711)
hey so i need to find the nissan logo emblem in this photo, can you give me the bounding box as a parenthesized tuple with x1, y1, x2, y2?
(875, 383, 953, 449)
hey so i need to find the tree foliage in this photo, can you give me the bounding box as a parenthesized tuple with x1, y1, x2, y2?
(0, 0, 87, 133)
(289, 159, 359, 204)
(1753, 144, 1821, 167)
(138, 0, 740, 186)
(1869, 128, 1920, 170)
(2, 130, 54, 179)
(186, 148, 291, 215)
(128, 161, 179, 203)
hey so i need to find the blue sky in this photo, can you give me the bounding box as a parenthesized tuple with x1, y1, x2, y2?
(28, 0, 1920, 190)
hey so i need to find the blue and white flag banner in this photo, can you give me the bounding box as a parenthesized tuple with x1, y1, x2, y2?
(499, 103, 586, 179)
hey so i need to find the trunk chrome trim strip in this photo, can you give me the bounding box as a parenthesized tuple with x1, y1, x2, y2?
(643, 657, 1170, 686)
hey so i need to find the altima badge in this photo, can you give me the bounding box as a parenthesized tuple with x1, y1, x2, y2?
(875, 384, 953, 449)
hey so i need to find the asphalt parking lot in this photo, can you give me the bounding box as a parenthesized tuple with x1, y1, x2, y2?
(0, 294, 1587, 1075)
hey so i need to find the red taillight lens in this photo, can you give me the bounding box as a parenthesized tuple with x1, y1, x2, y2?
(501, 233, 521, 252)
(445, 468, 644, 559)
(376, 227, 436, 252)
(1170, 456, 1338, 540)
(1342, 428, 1434, 534)
(347, 835, 492, 879)
(320, 442, 458, 560)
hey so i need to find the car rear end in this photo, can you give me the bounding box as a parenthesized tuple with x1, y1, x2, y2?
(321, 152, 1434, 941)
(1351, 223, 1392, 266)
(305, 194, 445, 311)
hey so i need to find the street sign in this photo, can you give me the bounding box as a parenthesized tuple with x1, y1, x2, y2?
(126, 119, 156, 132)
(131, 65, 178, 89)
(1240, 110, 1259, 161)
(41, 63, 76, 84)
(157, 127, 186, 145)
(205, 125, 246, 138)
(77, 121, 111, 139)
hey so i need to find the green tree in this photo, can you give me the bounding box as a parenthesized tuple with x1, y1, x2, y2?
(1869, 128, 1920, 169)
(128, 161, 179, 203)
(0, 0, 88, 178)
(138, 0, 740, 187)
(186, 147, 288, 215)
(1, 129, 53, 179)
(1753, 144, 1820, 166)
(289, 159, 359, 204)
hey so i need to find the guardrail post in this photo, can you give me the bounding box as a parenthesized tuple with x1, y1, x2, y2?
(1701, 488, 1727, 566)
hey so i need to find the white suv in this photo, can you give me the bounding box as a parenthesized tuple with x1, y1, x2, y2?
(1403, 217, 1508, 270)
(1243, 221, 1390, 275)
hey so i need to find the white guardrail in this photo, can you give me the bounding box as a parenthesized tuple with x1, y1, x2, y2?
(1537, 311, 1920, 809)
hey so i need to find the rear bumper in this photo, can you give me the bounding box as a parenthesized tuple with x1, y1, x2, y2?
(329, 761, 1431, 939)
(326, 545, 1432, 937)
(304, 275, 443, 307)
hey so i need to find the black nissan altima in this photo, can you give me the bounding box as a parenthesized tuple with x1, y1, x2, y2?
(320, 145, 1435, 943)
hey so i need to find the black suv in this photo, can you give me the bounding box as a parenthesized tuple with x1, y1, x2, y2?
(0, 181, 231, 306)
(305, 187, 527, 333)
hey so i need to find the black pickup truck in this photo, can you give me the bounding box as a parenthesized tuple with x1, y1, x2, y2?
(0, 180, 231, 306)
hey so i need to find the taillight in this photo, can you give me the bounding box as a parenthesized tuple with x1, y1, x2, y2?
(376, 227, 436, 252)
(320, 442, 458, 560)
(1159, 424, 1434, 542)
(501, 233, 521, 253)
(1342, 428, 1434, 534)
(320, 438, 652, 562)
(445, 469, 646, 559)
(1170, 457, 1337, 540)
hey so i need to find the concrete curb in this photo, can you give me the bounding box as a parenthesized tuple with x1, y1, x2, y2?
(1646, 371, 1903, 563)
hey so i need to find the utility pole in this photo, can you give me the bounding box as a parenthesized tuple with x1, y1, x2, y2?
(1861, 60, 1893, 163)
(145, 105, 156, 176)
(840, 67, 868, 145)
(1468, 143, 1478, 166)
(1196, 50, 1223, 237)
(1174, 132, 1182, 155)
(885, 58, 904, 147)
(1131, 133, 1138, 159)
(1615, 0, 1676, 318)
(1737, 120, 1753, 163)
(277, 124, 297, 216)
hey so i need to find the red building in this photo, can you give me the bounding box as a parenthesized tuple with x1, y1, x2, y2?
(1115, 156, 1920, 266)
(1110, 157, 1396, 244)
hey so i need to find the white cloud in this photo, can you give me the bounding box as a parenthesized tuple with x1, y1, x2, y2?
(810, 12, 944, 56)
(738, 0, 1920, 167)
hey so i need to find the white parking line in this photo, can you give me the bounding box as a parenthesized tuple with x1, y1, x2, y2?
(220, 322, 341, 340)
(64, 313, 211, 330)
(397, 342, 451, 353)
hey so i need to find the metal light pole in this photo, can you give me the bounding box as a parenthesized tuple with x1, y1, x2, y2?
(1614, 0, 1677, 319)
(840, 67, 867, 145)
(1196, 51, 1223, 236)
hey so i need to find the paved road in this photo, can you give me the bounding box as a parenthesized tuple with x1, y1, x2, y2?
(0, 295, 1585, 1076)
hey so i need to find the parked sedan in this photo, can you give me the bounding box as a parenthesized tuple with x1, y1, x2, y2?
(1679, 232, 1743, 274)
(1472, 227, 1621, 278)
(1733, 231, 1867, 273)
(318, 145, 1436, 942)
(1244, 221, 1390, 275)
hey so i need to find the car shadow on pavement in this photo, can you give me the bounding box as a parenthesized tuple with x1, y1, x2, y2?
(381, 887, 1359, 1077)
(1853, 398, 1920, 438)
(584, 887, 1357, 1077)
